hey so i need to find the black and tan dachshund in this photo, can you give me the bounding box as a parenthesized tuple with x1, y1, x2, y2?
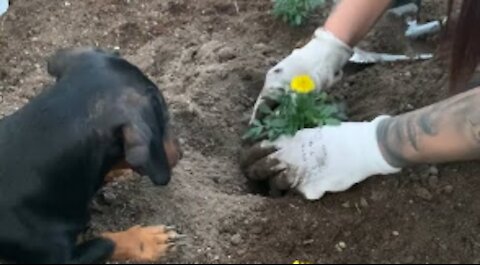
(0, 47, 182, 264)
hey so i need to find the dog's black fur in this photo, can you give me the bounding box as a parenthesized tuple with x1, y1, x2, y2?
(0, 47, 178, 263)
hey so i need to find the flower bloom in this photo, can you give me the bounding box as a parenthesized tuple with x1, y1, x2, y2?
(290, 75, 315, 94)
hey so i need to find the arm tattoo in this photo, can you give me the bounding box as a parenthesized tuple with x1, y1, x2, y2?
(377, 87, 480, 168)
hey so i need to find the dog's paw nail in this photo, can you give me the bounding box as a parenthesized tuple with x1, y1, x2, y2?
(174, 234, 187, 240)
(165, 225, 176, 231)
(167, 233, 186, 243)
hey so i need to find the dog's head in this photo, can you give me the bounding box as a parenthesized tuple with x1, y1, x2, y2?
(119, 89, 183, 186)
(48, 47, 182, 186)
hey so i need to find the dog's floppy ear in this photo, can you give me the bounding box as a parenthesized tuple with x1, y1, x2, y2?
(47, 47, 98, 79)
(122, 121, 171, 186)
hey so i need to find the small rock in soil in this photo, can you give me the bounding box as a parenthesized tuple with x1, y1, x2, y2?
(335, 241, 347, 252)
(231, 234, 242, 246)
(236, 249, 246, 256)
(218, 47, 236, 62)
(416, 187, 433, 201)
(342, 201, 351, 208)
(442, 185, 454, 194)
(303, 239, 314, 245)
(102, 190, 117, 204)
(429, 165, 439, 176)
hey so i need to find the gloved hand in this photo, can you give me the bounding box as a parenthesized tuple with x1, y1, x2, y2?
(251, 28, 353, 123)
(241, 116, 401, 200)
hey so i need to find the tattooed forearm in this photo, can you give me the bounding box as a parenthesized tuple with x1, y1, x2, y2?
(377, 86, 480, 168)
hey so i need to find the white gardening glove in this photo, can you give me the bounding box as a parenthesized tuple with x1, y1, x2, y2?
(241, 116, 401, 200)
(0, 0, 8, 16)
(251, 28, 353, 123)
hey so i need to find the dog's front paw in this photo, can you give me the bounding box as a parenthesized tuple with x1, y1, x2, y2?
(102, 225, 184, 262)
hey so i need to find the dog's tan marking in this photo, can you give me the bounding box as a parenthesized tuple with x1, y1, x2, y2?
(102, 225, 177, 262)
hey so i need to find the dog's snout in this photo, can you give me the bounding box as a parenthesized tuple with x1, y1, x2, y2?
(164, 136, 182, 169)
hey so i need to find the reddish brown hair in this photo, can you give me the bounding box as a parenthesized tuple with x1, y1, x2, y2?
(446, 0, 480, 93)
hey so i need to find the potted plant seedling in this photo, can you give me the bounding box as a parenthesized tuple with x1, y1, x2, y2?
(272, 0, 325, 26)
(244, 75, 346, 141)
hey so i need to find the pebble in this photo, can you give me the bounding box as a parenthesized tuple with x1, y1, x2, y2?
(303, 239, 314, 245)
(392, 231, 400, 237)
(342, 201, 351, 208)
(253, 43, 268, 51)
(429, 166, 439, 176)
(231, 234, 242, 246)
(217, 47, 236, 62)
(443, 185, 454, 194)
(236, 249, 246, 256)
(416, 187, 433, 201)
(335, 241, 347, 252)
(102, 190, 117, 204)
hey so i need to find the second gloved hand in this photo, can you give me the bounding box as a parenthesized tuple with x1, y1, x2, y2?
(241, 116, 402, 200)
(251, 28, 353, 123)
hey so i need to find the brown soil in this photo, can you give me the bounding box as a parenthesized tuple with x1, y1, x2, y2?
(2, 0, 480, 264)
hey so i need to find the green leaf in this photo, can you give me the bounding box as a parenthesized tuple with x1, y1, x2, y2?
(295, 14, 303, 26)
(258, 103, 273, 115)
(268, 130, 277, 141)
(268, 118, 288, 128)
(242, 126, 264, 140)
(324, 118, 341, 126)
(320, 105, 339, 116)
(272, 0, 325, 27)
(336, 111, 348, 121)
(252, 119, 263, 127)
(314, 92, 328, 102)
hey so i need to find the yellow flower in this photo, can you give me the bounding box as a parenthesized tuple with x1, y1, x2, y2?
(290, 75, 315, 94)
(292, 261, 311, 264)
